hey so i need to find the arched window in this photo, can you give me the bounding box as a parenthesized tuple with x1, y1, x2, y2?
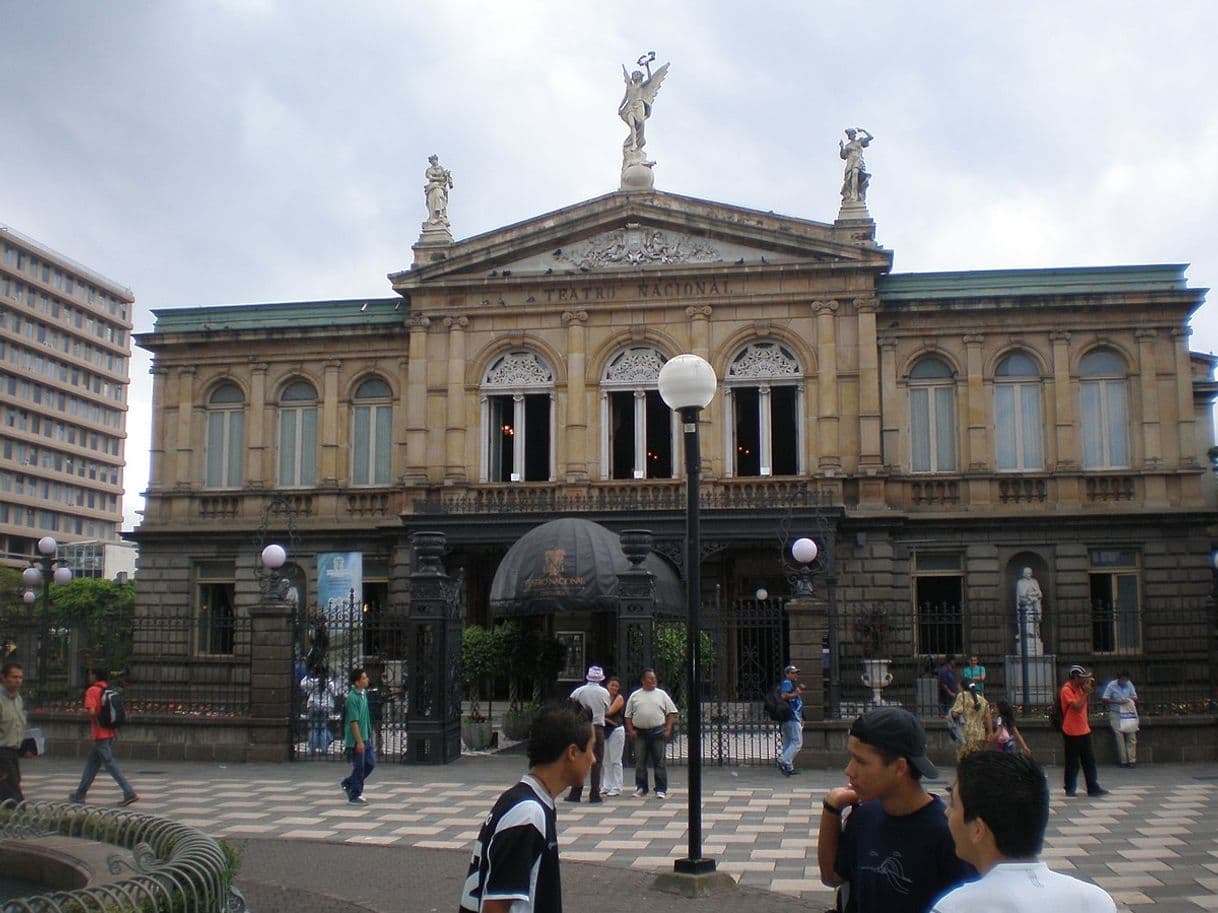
(600, 347, 674, 479)
(351, 377, 393, 486)
(1079, 348, 1129, 469)
(205, 383, 244, 489)
(724, 341, 802, 477)
(994, 351, 1043, 471)
(909, 356, 957, 473)
(277, 379, 317, 488)
(480, 351, 554, 483)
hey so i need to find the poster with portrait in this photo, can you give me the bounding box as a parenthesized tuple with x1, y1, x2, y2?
(318, 552, 363, 621)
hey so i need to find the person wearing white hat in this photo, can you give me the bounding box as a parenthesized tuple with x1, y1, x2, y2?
(566, 665, 610, 803)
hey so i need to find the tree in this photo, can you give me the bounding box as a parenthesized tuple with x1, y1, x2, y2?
(49, 578, 136, 673)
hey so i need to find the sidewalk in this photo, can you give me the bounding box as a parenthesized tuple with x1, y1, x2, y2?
(19, 755, 1218, 911)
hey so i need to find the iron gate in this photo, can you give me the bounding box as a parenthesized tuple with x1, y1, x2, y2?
(291, 593, 412, 762)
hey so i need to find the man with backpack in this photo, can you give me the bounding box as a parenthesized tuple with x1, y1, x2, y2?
(70, 666, 138, 806)
(776, 664, 804, 776)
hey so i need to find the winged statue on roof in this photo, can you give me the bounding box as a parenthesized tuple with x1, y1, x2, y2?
(619, 52, 670, 153)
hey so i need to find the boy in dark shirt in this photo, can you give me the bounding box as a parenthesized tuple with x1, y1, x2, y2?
(819, 706, 974, 913)
(460, 701, 594, 913)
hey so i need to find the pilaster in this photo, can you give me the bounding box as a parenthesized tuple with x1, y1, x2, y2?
(320, 360, 341, 485)
(814, 300, 841, 470)
(174, 367, 195, 487)
(444, 316, 469, 482)
(563, 310, 590, 482)
(405, 315, 430, 483)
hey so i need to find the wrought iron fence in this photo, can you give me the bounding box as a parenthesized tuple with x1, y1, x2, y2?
(833, 598, 1218, 719)
(0, 799, 243, 913)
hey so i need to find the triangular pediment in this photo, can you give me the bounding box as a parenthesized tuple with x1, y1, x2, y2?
(392, 190, 890, 289)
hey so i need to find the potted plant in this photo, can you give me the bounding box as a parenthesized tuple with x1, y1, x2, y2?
(461, 625, 498, 750)
(852, 606, 893, 705)
(500, 627, 569, 741)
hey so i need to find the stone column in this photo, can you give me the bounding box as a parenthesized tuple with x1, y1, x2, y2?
(686, 305, 715, 475)
(878, 336, 900, 471)
(814, 300, 841, 470)
(1050, 331, 1075, 470)
(963, 334, 988, 470)
(404, 315, 430, 483)
(405, 531, 462, 764)
(1135, 328, 1162, 466)
(246, 589, 295, 762)
(174, 367, 195, 487)
(444, 316, 468, 482)
(686, 305, 712, 360)
(563, 310, 589, 481)
(616, 530, 656, 687)
(320, 360, 341, 485)
(1172, 328, 1198, 466)
(784, 594, 826, 722)
(148, 367, 167, 491)
(856, 298, 882, 469)
(247, 362, 267, 487)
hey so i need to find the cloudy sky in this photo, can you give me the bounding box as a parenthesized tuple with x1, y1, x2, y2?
(3, 1, 1217, 532)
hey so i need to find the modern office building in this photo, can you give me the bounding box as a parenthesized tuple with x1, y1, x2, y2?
(0, 224, 133, 567)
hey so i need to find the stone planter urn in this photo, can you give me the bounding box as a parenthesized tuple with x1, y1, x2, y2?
(501, 708, 535, 742)
(461, 717, 493, 751)
(861, 657, 894, 706)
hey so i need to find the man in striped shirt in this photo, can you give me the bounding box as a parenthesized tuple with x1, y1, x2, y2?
(459, 701, 594, 913)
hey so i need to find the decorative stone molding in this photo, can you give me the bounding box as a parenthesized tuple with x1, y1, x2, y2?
(813, 300, 839, 316)
(878, 335, 898, 350)
(1049, 331, 1071, 344)
(685, 304, 713, 319)
(1172, 327, 1192, 340)
(553, 225, 722, 271)
(408, 314, 431, 330)
(726, 341, 801, 380)
(963, 334, 984, 346)
(854, 298, 879, 313)
(561, 310, 589, 325)
(604, 346, 665, 384)
(444, 315, 469, 331)
(1134, 328, 1158, 341)
(483, 351, 554, 388)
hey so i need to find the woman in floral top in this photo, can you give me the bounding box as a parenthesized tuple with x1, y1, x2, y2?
(950, 682, 993, 760)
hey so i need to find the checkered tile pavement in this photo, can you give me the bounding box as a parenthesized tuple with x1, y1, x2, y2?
(21, 759, 1218, 910)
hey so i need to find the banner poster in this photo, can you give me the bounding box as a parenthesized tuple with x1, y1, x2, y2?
(318, 552, 363, 621)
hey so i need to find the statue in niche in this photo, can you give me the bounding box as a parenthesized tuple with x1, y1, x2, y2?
(839, 127, 874, 205)
(1014, 567, 1044, 656)
(619, 52, 670, 153)
(423, 155, 454, 228)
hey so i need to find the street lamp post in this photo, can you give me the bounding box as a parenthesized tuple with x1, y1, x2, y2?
(657, 353, 717, 878)
(22, 536, 73, 688)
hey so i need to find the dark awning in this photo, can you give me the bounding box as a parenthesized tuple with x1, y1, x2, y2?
(489, 517, 683, 616)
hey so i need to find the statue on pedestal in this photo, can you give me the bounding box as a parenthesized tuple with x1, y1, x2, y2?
(618, 52, 669, 191)
(423, 155, 453, 229)
(1015, 567, 1044, 656)
(839, 127, 874, 205)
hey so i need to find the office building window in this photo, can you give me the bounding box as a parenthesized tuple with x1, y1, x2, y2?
(1079, 348, 1130, 469)
(351, 376, 393, 486)
(909, 355, 958, 473)
(205, 383, 245, 489)
(724, 341, 802, 477)
(600, 346, 674, 480)
(994, 351, 1044, 470)
(277, 379, 317, 488)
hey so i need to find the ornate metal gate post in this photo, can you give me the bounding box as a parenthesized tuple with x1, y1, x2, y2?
(405, 531, 462, 764)
(616, 530, 656, 685)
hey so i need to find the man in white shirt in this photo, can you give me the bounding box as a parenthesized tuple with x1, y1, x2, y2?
(931, 751, 1116, 912)
(566, 665, 610, 803)
(623, 669, 677, 799)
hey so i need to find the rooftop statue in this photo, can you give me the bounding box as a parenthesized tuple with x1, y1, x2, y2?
(839, 127, 874, 205)
(423, 154, 454, 228)
(619, 52, 669, 153)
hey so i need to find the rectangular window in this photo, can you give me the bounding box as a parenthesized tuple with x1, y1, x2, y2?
(1081, 380, 1129, 469)
(352, 403, 392, 486)
(913, 552, 963, 655)
(206, 409, 244, 489)
(910, 386, 958, 473)
(1089, 549, 1140, 653)
(197, 563, 236, 655)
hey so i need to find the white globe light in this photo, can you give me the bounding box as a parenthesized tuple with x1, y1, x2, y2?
(754, 587, 769, 601)
(23, 590, 37, 604)
(261, 544, 287, 569)
(53, 566, 73, 585)
(22, 567, 42, 587)
(37, 536, 58, 556)
(792, 537, 818, 564)
(657, 354, 718, 411)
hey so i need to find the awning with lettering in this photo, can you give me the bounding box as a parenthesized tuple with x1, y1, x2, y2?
(489, 517, 682, 616)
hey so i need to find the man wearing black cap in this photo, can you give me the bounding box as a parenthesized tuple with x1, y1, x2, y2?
(818, 706, 974, 913)
(1059, 664, 1108, 798)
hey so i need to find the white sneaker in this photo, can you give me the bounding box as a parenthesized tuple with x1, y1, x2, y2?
(655, 790, 667, 800)
(633, 787, 647, 798)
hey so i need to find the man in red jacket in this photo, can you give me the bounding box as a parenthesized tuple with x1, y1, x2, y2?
(69, 667, 138, 806)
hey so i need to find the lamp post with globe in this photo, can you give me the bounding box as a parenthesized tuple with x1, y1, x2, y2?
(21, 536, 73, 688)
(656, 353, 718, 879)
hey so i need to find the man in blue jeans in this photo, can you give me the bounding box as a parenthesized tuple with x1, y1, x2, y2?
(778, 664, 805, 776)
(340, 667, 375, 804)
(70, 667, 138, 806)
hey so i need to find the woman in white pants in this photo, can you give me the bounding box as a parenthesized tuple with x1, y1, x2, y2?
(602, 677, 626, 796)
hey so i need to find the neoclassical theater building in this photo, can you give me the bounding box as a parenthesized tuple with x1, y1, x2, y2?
(131, 150, 1218, 736)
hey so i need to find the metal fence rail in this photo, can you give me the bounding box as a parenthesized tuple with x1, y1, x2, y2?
(0, 799, 243, 913)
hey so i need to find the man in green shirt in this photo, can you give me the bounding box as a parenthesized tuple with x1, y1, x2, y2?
(340, 667, 375, 804)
